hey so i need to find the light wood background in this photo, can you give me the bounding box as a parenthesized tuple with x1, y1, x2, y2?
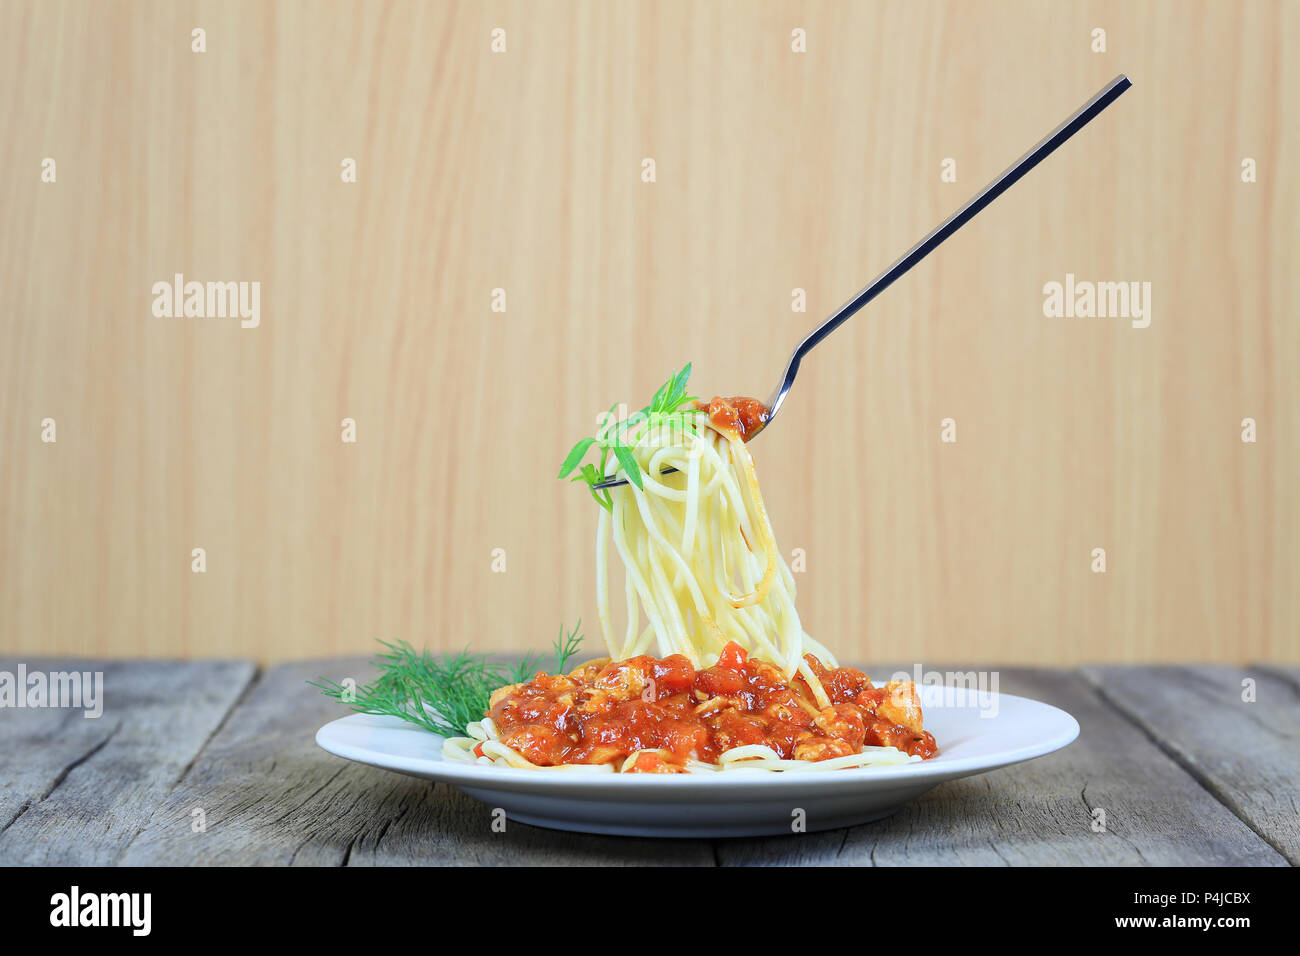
(1, 0, 1296, 665)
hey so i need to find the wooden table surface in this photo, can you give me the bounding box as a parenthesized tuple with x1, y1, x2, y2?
(2, 660, 1296, 867)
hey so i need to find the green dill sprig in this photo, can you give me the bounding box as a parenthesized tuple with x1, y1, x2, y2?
(311, 621, 584, 738)
(557, 364, 702, 509)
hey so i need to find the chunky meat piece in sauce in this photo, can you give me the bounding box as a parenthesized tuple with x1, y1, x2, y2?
(699, 396, 771, 442)
(486, 642, 937, 771)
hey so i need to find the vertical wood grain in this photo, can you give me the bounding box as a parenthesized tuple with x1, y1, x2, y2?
(0, 1, 1296, 663)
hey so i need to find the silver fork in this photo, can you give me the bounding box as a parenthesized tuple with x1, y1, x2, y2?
(594, 74, 1132, 491)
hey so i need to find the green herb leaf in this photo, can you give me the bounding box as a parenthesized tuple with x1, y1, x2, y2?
(558, 437, 595, 478)
(649, 379, 669, 413)
(666, 363, 692, 409)
(560, 365, 698, 502)
(613, 443, 643, 489)
(311, 625, 585, 738)
(552, 620, 584, 672)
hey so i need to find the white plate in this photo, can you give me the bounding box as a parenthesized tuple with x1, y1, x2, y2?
(315, 686, 1079, 837)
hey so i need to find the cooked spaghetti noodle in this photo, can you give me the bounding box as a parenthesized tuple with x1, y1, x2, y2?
(443, 389, 938, 773)
(596, 406, 833, 690)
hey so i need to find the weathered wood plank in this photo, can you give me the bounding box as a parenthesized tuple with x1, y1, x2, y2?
(1080, 665, 1300, 865)
(347, 781, 720, 866)
(121, 659, 715, 866)
(0, 659, 256, 865)
(716, 668, 1289, 866)
(19, 660, 1292, 866)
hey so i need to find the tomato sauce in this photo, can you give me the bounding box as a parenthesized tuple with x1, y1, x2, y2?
(486, 642, 937, 772)
(699, 396, 771, 442)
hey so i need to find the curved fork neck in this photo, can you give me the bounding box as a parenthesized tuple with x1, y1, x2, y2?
(764, 73, 1132, 430)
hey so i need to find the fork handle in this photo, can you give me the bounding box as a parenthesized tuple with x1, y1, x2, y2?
(593, 75, 1132, 493)
(766, 73, 1132, 420)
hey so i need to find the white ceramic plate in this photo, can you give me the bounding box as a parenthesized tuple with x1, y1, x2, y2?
(316, 686, 1079, 837)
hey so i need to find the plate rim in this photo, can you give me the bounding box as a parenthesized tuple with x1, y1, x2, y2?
(315, 689, 1080, 790)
